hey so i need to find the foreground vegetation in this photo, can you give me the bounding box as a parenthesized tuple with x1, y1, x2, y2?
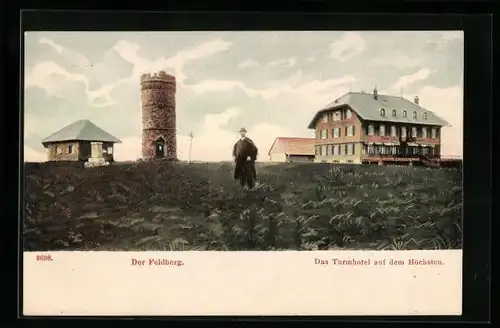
(23, 161, 462, 251)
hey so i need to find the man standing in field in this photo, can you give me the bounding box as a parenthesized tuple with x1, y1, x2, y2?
(232, 127, 258, 183)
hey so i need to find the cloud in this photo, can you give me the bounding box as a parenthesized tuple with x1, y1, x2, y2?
(38, 37, 63, 54)
(267, 57, 297, 67)
(187, 72, 357, 101)
(24, 146, 46, 162)
(26, 37, 232, 108)
(329, 32, 366, 62)
(392, 68, 431, 90)
(238, 59, 260, 68)
(113, 38, 232, 85)
(415, 85, 463, 157)
(367, 51, 420, 69)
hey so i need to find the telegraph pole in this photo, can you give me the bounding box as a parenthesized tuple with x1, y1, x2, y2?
(188, 132, 193, 163)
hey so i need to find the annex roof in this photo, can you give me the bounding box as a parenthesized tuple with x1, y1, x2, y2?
(268, 137, 315, 156)
(307, 92, 450, 129)
(42, 119, 122, 147)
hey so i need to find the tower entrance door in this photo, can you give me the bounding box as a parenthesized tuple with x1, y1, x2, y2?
(154, 138, 166, 158)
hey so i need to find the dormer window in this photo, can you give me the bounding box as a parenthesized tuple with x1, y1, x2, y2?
(392, 110, 397, 117)
(423, 112, 428, 120)
(402, 110, 407, 117)
(413, 111, 417, 119)
(380, 108, 386, 116)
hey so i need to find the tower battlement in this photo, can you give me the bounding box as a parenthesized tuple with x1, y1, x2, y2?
(140, 71, 176, 84)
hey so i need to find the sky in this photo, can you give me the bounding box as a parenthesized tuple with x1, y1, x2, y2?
(23, 31, 464, 162)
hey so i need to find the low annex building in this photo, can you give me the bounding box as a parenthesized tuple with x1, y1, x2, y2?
(268, 137, 315, 162)
(41, 119, 121, 163)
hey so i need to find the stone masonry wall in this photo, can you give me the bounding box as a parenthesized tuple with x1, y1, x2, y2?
(47, 142, 80, 161)
(140, 71, 177, 160)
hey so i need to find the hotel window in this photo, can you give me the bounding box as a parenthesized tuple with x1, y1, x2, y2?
(345, 109, 352, 119)
(347, 144, 354, 155)
(392, 110, 397, 117)
(413, 111, 417, 119)
(334, 128, 341, 138)
(320, 129, 328, 139)
(345, 143, 354, 155)
(322, 145, 327, 156)
(347, 125, 355, 136)
(402, 110, 407, 117)
(380, 108, 386, 116)
(390, 125, 397, 137)
(422, 127, 428, 139)
(423, 112, 428, 120)
(333, 144, 340, 155)
(379, 125, 386, 136)
(411, 127, 417, 138)
(367, 124, 375, 136)
(401, 127, 407, 138)
(322, 113, 328, 123)
(431, 127, 437, 139)
(333, 111, 341, 121)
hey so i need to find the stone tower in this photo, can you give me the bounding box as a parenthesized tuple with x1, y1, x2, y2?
(140, 71, 177, 160)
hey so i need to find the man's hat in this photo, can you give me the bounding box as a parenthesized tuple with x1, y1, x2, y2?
(239, 128, 247, 133)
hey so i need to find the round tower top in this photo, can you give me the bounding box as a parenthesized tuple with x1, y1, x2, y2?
(140, 71, 176, 84)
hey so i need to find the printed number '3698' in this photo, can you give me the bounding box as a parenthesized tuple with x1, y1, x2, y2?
(36, 255, 53, 261)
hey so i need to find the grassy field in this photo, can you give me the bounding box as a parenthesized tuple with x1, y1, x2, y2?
(23, 161, 462, 251)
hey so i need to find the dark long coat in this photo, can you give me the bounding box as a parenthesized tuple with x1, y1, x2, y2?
(232, 137, 258, 180)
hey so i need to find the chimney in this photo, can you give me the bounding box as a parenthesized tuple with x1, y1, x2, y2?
(414, 96, 420, 105)
(373, 86, 378, 100)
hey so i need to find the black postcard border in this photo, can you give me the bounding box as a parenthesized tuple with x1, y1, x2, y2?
(4, 6, 492, 324)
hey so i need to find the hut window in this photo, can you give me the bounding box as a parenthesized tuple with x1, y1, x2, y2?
(380, 108, 386, 116)
(68, 145, 73, 154)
